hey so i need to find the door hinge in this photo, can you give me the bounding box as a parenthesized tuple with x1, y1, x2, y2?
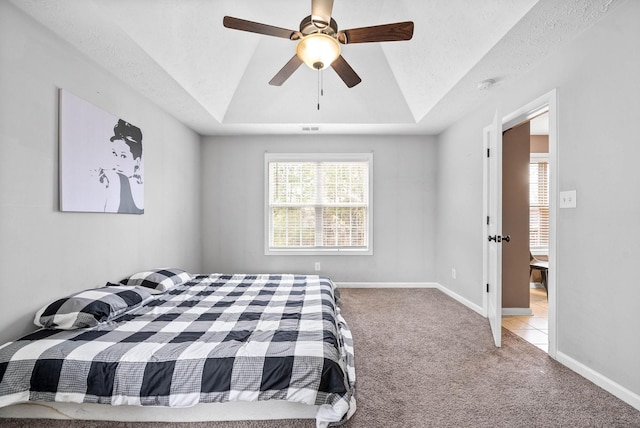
(487, 148, 490, 157)
(486, 283, 490, 293)
(486, 215, 490, 225)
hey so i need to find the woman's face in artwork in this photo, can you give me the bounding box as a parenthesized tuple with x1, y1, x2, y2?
(111, 139, 139, 178)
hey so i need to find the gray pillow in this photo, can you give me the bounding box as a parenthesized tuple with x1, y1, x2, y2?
(120, 268, 192, 294)
(34, 285, 153, 330)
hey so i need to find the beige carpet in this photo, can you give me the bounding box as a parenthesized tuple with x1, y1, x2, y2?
(2, 288, 639, 428)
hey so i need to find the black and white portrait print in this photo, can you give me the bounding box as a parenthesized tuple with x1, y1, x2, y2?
(60, 90, 144, 214)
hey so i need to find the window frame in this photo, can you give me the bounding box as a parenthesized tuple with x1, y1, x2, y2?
(264, 152, 373, 256)
(529, 153, 549, 255)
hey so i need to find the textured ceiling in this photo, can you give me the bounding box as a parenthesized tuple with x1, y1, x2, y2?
(10, 0, 623, 135)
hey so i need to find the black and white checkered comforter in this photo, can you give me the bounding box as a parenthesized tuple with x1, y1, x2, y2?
(0, 274, 356, 427)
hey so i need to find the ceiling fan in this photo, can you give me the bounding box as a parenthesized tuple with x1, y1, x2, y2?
(223, 0, 414, 88)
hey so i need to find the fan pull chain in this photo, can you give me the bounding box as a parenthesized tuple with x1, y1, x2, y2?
(317, 69, 321, 110)
(317, 69, 325, 111)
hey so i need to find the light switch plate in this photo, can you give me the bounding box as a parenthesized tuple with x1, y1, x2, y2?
(559, 190, 577, 208)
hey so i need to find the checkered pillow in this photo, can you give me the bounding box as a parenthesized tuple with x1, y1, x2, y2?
(119, 268, 192, 294)
(34, 286, 154, 330)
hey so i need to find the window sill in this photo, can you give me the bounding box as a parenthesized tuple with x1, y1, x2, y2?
(265, 248, 373, 256)
(530, 248, 549, 257)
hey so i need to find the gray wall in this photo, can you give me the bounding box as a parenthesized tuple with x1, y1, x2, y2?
(2, 0, 638, 408)
(0, 3, 202, 344)
(200, 135, 437, 282)
(436, 0, 640, 397)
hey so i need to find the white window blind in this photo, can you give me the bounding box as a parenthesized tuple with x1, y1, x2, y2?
(529, 161, 549, 249)
(265, 153, 372, 255)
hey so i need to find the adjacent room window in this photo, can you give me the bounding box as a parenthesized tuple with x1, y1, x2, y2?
(265, 153, 372, 255)
(529, 156, 549, 251)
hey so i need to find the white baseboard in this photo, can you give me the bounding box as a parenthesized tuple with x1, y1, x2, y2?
(556, 351, 640, 412)
(433, 283, 485, 316)
(335, 282, 485, 316)
(335, 282, 438, 289)
(501, 308, 533, 316)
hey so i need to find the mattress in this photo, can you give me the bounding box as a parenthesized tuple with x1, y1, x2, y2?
(0, 273, 356, 427)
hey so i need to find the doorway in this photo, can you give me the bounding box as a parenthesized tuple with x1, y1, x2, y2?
(502, 111, 550, 352)
(483, 89, 558, 357)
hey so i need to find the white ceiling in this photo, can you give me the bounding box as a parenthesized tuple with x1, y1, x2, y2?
(10, 0, 622, 136)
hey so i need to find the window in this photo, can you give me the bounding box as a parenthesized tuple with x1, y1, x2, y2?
(529, 157, 549, 251)
(265, 153, 372, 255)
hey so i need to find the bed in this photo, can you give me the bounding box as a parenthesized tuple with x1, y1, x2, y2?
(0, 271, 356, 428)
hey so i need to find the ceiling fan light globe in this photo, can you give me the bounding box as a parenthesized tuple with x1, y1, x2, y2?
(296, 33, 340, 70)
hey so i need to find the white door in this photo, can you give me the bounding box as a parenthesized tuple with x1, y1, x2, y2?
(484, 110, 502, 347)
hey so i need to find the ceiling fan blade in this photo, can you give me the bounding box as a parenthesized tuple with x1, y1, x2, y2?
(337, 21, 414, 44)
(223, 16, 301, 40)
(331, 55, 361, 88)
(269, 55, 304, 86)
(311, 0, 334, 27)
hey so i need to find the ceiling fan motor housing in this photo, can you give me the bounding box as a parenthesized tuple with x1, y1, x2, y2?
(299, 15, 338, 37)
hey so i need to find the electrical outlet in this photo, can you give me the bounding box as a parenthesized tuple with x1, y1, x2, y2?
(314, 262, 321, 271)
(451, 268, 457, 279)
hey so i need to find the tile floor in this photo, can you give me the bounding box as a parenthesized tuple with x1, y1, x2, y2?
(502, 286, 548, 352)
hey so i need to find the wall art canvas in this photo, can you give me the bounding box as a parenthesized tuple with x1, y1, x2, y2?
(60, 89, 144, 214)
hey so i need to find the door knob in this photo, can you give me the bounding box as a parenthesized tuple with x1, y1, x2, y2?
(488, 234, 510, 243)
